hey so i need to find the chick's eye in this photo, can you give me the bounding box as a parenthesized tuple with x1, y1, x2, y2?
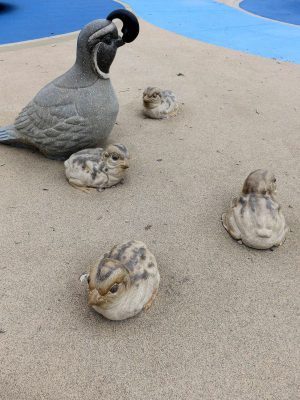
(111, 154, 119, 161)
(109, 284, 119, 294)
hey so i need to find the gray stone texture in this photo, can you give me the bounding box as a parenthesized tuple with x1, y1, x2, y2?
(0, 12, 139, 159)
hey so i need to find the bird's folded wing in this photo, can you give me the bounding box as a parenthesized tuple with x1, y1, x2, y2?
(15, 100, 88, 141)
(162, 90, 176, 101)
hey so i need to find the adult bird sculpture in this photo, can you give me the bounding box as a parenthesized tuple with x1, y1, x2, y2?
(0, 10, 139, 159)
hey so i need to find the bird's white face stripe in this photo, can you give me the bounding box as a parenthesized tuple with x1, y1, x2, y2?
(92, 42, 110, 79)
(87, 22, 115, 46)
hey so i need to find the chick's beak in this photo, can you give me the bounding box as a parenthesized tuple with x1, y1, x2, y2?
(88, 289, 103, 306)
(121, 161, 129, 169)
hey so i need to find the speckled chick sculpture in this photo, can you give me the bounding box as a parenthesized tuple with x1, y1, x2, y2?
(222, 170, 288, 249)
(64, 144, 129, 190)
(143, 87, 178, 119)
(0, 10, 139, 159)
(80, 241, 160, 320)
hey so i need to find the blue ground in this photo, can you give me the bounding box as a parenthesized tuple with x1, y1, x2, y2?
(127, 0, 300, 64)
(1, 0, 300, 64)
(241, 0, 300, 26)
(0, 0, 123, 45)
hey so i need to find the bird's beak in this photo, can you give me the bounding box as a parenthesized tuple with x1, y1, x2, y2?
(116, 37, 125, 48)
(121, 161, 129, 169)
(88, 289, 103, 306)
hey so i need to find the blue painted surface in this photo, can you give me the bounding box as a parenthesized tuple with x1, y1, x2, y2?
(241, 0, 300, 26)
(0, 0, 123, 45)
(2, 0, 300, 63)
(128, 0, 300, 63)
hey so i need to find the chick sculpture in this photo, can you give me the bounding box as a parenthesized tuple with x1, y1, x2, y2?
(222, 170, 289, 249)
(64, 144, 129, 191)
(143, 87, 178, 119)
(0, 10, 139, 159)
(81, 241, 160, 320)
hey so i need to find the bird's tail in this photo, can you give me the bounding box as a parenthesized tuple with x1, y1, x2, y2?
(0, 125, 33, 150)
(0, 125, 20, 144)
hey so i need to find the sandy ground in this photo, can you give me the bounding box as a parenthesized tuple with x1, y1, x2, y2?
(218, 0, 241, 8)
(0, 19, 299, 400)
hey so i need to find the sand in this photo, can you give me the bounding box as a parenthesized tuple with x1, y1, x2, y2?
(0, 18, 299, 400)
(218, 0, 241, 8)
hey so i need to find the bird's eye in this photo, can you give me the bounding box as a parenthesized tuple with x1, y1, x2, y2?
(111, 154, 120, 161)
(102, 35, 112, 45)
(109, 284, 119, 294)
